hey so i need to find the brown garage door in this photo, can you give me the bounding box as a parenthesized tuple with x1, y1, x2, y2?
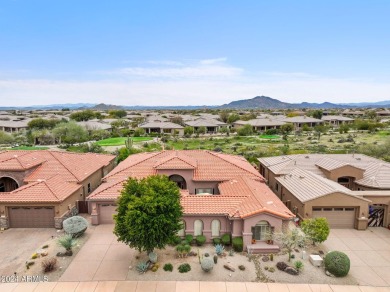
(98, 204, 117, 224)
(312, 207, 355, 228)
(9, 206, 55, 228)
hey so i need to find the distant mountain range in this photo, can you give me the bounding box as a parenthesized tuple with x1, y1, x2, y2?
(1, 96, 390, 110)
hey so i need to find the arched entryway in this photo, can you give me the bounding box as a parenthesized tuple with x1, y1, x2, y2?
(251, 220, 270, 241)
(0, 177, 19, 192)
(169, 175, 187, 189)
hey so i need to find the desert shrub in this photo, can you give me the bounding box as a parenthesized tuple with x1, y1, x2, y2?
(294, 260, 304, 272)
(31, 253, 38, 259)
(212, 238, 221, 245)
(178, 263, 191, 273)
(148, 252, 158, 263)
(324, 251, 350, 277)
(196, 235, 206, 246)
(42, 245, 49, 249)
(63, 216, 88, 238)
(276, 261, 288, 271)
(232, 237, 243, 252)
(42, 257, 57, 273)
(200, 257, 214, 272)
(221, 233, 231, 245)
(170, 235, 182, 246)
(185, 234, 193, 244)
(57, 235, 77, 253)
(163, 263, 173, 272)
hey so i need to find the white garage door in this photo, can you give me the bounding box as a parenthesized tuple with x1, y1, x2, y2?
(98, 204, 117, 224)
(312, 207, 355, 228)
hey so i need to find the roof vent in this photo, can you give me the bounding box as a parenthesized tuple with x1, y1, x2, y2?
(13, 155, 18, 158)
(305, 156, 309, 158)
(267, 201, 273, 205)
(299, 176, 305, 179)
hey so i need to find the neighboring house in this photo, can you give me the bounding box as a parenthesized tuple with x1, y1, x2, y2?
(87, 150, 294, 252)
(77, 121, 113, 132)
(321, 115, 354, 126)
(139, 121, 184, 136)
(258, 154, 390, 229)
(0, 119, 30, 133)
(233, 119, 286, 132)
(341, 110, 365, 117)
(376, 110, 390, 117)
(185, 118, 228, 133)
(0, 150, 115, 229)
(282, 116, 324, 130)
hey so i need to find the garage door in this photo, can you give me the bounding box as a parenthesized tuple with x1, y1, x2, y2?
(9, 206, 55, 228)
(312, 207, 355, 228)
(99, 204, 117, 224)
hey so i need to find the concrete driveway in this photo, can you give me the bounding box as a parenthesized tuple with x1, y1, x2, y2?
(60, 225, 390, 286)
(323, 227, 390, 286)
(0, 228, 58, 275)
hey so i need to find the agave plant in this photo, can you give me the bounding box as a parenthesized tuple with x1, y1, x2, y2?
(57, 235, 77, 252)
(215, 244, 225, 255)
(136, 261, 149, 274)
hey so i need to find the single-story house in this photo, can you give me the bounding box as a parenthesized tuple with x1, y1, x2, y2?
(321, 115, 354, 126)
(87, 150, 295, 252)
(0, 150, 115, 229)
(258, 154, 390, 229)
(282, 116, 324, 130)
(233, 119, 286, 132)
(139, 121, 184, 136)
(185, 118, 228, 133)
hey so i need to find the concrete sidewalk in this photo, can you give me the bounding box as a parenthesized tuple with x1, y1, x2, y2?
(1, 281, 390, 292)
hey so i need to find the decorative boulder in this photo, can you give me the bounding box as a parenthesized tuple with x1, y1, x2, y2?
(201, 257, 214, 272)
(224, 264, 235, 272)
(285, 266, 299, 275)
(63, 216, 88, 238)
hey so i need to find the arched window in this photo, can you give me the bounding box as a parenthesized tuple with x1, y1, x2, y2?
(0, 177, 19, 192)
(211, 219, 221, 237)
(194, 219, 203, 236)
(178, 220, 186, 237)
(252, 220, 270, 241)
(169, 175, 187, 189)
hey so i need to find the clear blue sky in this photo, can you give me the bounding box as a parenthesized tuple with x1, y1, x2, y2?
(1, 0, 389, 106)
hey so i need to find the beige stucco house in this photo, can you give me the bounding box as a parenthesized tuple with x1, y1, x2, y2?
(0, 150, 115, 229)
(259, 154, 390, 230)
(87, 150, 294, 252)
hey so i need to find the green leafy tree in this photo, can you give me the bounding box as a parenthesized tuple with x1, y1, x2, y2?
(108, 109, 127, 119)
(219, 111, 229, 123)
(227, 113, 240, 124)
(28, 118, 60, 130)
(314, 125, 328, 140)
(311, 110, 323, 120)
(280, 123, 294, 140)
(52, 122, 88, 145)
(184, 126, 194, 136)
(218, 126, 230, 135)
(274, 228, 307, 262)
(114, 175, 183, 253)
(69, 110, 97, 121)
(301, 217, 330, 245)
(196, 126, 207, 135)
(237, 124, 253, 136)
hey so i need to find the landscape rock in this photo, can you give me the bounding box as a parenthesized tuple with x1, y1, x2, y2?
(285, 267, 299, 275)
(224, 264, 235, 272)
(262, 256, 269, 262)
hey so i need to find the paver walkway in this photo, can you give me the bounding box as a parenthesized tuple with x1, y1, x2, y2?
(1, 281, 390, 292)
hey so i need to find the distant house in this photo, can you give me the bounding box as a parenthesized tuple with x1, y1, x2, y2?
(77, 121, 112, 132)
(282, 116, 323, 130)
(233, 119, 286, 132)
(185, 118, 228, 133)
(321, 115, 354, 126)
(376, 110, 390, 117)
(0, 120, 30, 133)
(139, 121, 184, 135)
(0, 151, 115, 229)
(88, 150, 294, 252)
(258, 154, 390, 230)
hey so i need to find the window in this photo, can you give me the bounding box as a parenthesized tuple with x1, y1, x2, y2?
(313, 208, 322, 211)
(194, 220, 203, 236)
(211, 220, 220, 237)
(334, 208, 344, 211)
(323, 208, 332, 211)
(88, 183, 91, 193)
(345, 208, 355, 211)
(275, 183, 279, 191)
(252, 221, 270, 241)
(195, 188, 214, 195)
(169, 175, 187, 189)
(178, 220, 186, 237)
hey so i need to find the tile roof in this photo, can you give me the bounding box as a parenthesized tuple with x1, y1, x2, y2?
(275, 168, 370, 203)
(185, 118, 227, 127)
(234, 119, 286, 127)
(0, 150, 115, 203)
(259, 154, 390, 189)
(139, 121, 184, 129)
(180, 177, 293, 219)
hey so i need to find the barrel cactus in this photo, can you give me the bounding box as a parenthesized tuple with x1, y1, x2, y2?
(148, 252, 158, 263)
(201, 257, 214, 272)
(63, 216, 88, 238)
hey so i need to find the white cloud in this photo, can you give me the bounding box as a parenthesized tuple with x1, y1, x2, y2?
(199, 57, 227, 65)
(1, 59, 390, 106)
